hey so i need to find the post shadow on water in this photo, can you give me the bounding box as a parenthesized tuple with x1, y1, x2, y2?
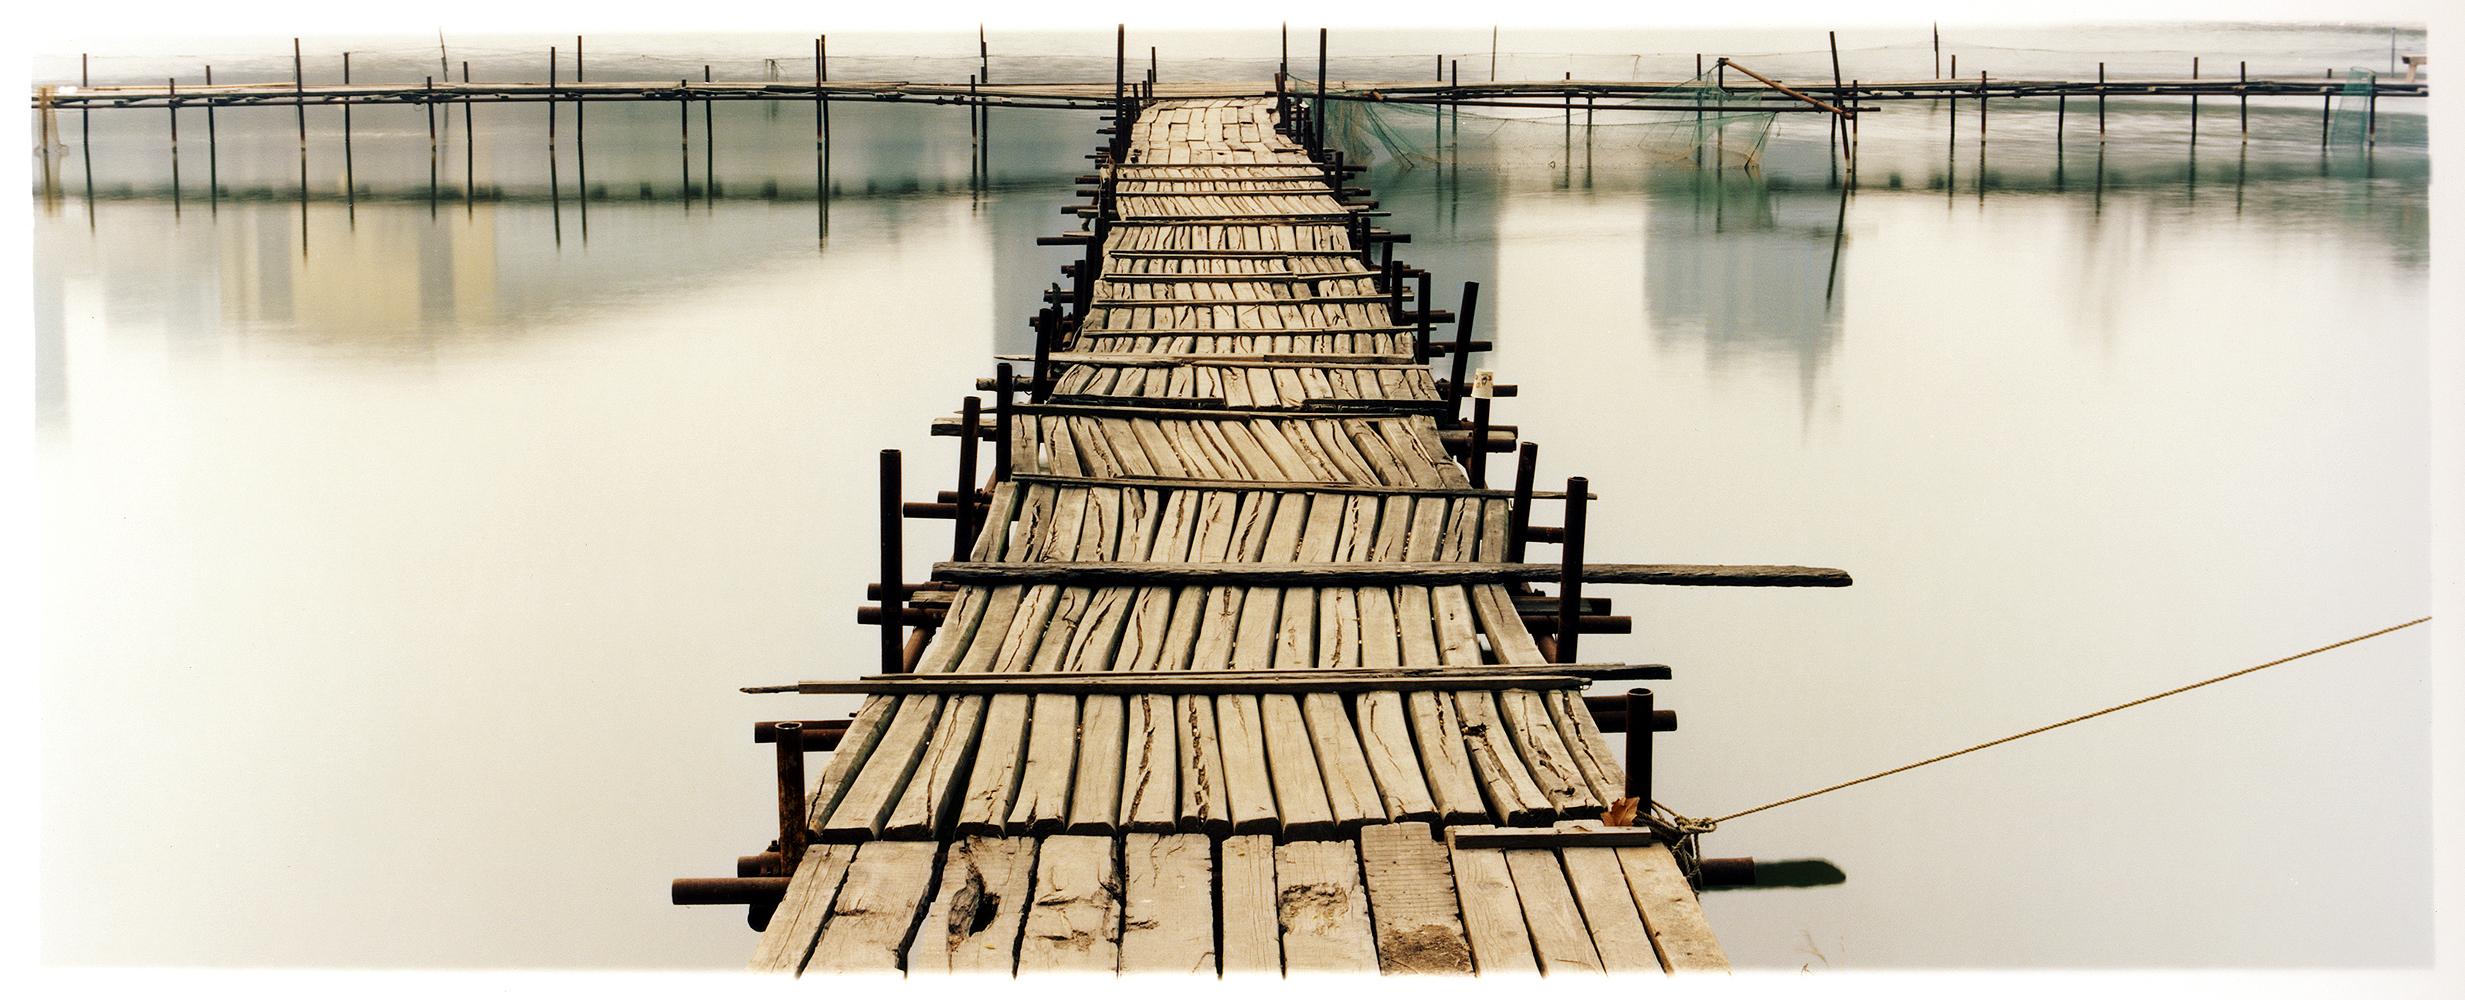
(1702, 859, 1851, 892)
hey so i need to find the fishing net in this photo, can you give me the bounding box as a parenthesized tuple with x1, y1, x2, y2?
(2326, 68, 2376, 147)
(1320, 67, 1782, 173)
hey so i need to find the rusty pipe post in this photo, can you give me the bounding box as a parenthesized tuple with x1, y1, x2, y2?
(1468, 396, 1492, 488)
(879, 449, 905, 676)
(994, 364, 1016, 482)
(772, 722, 808, 870)
(1448, 281, 1480, 424)
(1625, 688, 1653, 805)
(1414, 270, 1433, 362)
(1557, 476, 1588, 662)
(954, 395, 981, 560)
(1031, 308, 1055, 402)
(1507, 442, 1539, 563)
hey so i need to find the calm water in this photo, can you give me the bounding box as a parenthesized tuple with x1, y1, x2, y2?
(33, 24, 2430, 970)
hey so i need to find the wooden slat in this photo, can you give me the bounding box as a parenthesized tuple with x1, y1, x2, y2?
(1016, 834, 1124, 973)
(1558, 842, 1661, 974)
(1120, 832, 1218, 973)
(1272, 839, 1381, 972)
(907, 836, 1039, 974)
(1219, 834, 1283, 974)
(1446, 830, 1539, 975)
(747, 842, 858, 974)
(1616, 840, 1732, 973)
(804, 840, 941, 974)
(1356, 822, 1475, 974)
(1503, 848, 1606, 973)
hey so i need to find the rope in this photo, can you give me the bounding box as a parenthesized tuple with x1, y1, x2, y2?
(1667, 616, 2430, 831)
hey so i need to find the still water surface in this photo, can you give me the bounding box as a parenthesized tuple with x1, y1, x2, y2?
(34, 24, 2429, 970)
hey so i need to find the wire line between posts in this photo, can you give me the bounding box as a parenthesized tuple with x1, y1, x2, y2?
(1669, 615, 2432, 830)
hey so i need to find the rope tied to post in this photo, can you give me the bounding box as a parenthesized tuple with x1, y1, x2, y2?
(1664, 615, 2430, 831)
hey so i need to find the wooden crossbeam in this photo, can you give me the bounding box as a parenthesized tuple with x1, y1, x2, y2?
(930, 560, 1853, 588)
(744, 662, 1674, 696)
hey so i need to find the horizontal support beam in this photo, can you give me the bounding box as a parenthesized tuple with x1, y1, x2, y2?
(744, 662, 1673, 696)
(929, 560, 1853, 588)
(1005, 472, 1592, 500)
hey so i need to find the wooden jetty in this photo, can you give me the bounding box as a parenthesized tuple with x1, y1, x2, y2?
(670, 85, 1856, 976)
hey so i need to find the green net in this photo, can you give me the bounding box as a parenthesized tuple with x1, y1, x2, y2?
(2327, 68, 2376, 147)
(1320, 67, 1781, 173)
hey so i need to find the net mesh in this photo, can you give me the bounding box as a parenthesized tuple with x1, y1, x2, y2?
(1321, 68, 1782, 173)
(2327, 68, 2376, 147)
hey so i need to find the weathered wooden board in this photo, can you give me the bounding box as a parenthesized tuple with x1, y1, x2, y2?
(1120, 833, 1217, 973)
(908, 836, 1039, 974)
(1356, 822, 1475, 974)
(1017, 835, 1124, 973)
(804, 840, 941, 974)
(1272, 840, 1380, 972)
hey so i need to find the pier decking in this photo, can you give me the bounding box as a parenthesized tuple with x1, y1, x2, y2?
(688, 92, 1852, 976)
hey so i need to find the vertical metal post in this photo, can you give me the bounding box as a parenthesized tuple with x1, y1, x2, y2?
(703, 65, 715, 204)
(1447, 281, 1479, 424)
(293, 39, 308, 204)
(424, 75, 438, 217)
(1507, 443, 1539, 563)
(461, 62, 474, 209)
(1414, 271, 1433, 362)
(1556, 476, 1588, 663)
(955, 395, 981, 559)
(167, 77, 181, 211)
(879, 449, 906, 677)
(1031, 309, 1054, 402)
(1316, 28, 1329, 155)
(548, 48, 560, 241)
(204, 65, 218, 203)
(1383, 257, 1403, 325)
(1623, 689, 1653, 804)
(340, 54, 354, 208)
(772, 722, 808, 871)
(2367, 74, 2378, 145)
(2322, 68, 2333, 146)
(576, 36, 588, 233)
(1468, 396, 1492, 488)
(994, 364, 1016, 483)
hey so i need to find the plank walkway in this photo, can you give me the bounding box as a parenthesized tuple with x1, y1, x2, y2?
(750, 96, 1727, 977)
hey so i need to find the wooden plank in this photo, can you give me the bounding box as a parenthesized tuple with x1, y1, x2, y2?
(804, 840, 941, 974)
(1355, 822, 1475, 974)
(1616, 841, 1732, 973)
(1558, 844, 1661, 974)
(821, 695, 948, 840)
(1272, 840, 1381, 972)
(1120, 833, 1217, 973)
(1503, 848, 1607, 973)
(747, 842, 858, 974)
(907, 836, 1039, 974)
(1016, 834, 1124, 973)
(880, 695, 987, 839)
(1446, 830, 1539, 975)
(1119, 692, 1179, 832)
(1218, 834, 1282, 974)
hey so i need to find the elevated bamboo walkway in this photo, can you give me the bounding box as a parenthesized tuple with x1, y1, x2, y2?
(673, 91, 1852, 976)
